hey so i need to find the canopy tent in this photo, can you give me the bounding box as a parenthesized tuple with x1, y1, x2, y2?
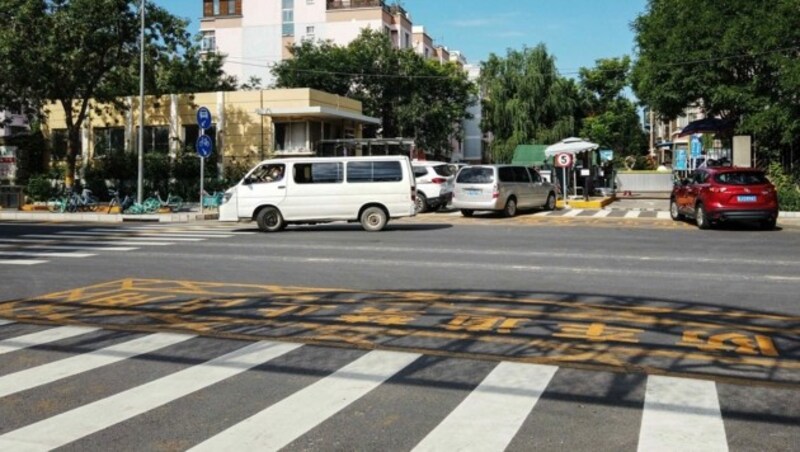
(677, 117, 734, 137)
(544, 137, 599, 157)
(511, 144, 549, 166)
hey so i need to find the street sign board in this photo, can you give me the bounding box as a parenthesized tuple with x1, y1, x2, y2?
(196, 106, 212, 130)
(599, 150, 613, 162)
(691, 134, 702, 159)
(554, 153, 574, 168)
(675, 148, 688, 171)
(196, 134, 213, 158)
(0, 146, 17, 180)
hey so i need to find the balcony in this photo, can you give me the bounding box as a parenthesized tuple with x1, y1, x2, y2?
(327, 0, 387, 11)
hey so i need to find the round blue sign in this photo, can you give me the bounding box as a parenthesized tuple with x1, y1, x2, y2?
(196, 106, 212, 130)
(196, 134, 213, 158)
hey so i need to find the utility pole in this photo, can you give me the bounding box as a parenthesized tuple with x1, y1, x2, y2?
(137, 0, 145, 204)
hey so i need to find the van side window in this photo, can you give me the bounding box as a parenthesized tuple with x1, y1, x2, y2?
(513, 167, 531, 183)
(529, 169, 542, 183)
(293, 162, 343, 184)
(348, 161, 403, 182)
(499, 167, 514, 183)
(249, 164, 285, 183)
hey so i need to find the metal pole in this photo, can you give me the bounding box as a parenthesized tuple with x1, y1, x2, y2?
(200, 156, 205, 216)
(562, 167, 568, 207)
(137, 0, 145, 204)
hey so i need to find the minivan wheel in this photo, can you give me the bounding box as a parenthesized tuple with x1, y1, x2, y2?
(461, 209, 474, 217)
(545, 193, 556, 211)
(256, 207, 285, 232)
(415, 193, 428, 214)
(504, 198, 517, 217)
(695, 204, 711, 230)
(670, 199, 684, 221)
(360, 206, 388, 232)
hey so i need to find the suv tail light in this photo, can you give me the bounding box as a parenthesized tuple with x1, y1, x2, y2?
(492, 184, 499, 199)
(431, 177, 447, 184)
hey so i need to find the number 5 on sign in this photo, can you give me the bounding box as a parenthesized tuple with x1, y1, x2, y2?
(555, 153, 573, 168)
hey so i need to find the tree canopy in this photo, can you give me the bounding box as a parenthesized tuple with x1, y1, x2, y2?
(0, 0, 234, 186)
(632, 0, 800, 161)
(479, 44, 580, 163)
(272, 30, 476, 157)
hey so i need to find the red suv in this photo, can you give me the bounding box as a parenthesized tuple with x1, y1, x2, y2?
(670, 167, 779, 230)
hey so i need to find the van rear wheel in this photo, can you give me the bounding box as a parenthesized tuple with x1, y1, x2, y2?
(361, 206, 387, 232)
(256, 207, 285, 232)
(504, 198, 517, 217)
(545, 193, 556, 211)
(461, 209, 474, 217)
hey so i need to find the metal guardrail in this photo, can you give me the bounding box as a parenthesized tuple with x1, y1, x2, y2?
(0, 185, 23, 209)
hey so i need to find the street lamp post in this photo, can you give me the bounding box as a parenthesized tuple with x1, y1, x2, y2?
(137, 0, 145, 204)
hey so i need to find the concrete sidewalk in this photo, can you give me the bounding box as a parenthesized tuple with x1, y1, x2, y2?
(0, 205, 219, 223)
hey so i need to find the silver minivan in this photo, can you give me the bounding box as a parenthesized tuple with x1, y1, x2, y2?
(451, 165, 557, 217)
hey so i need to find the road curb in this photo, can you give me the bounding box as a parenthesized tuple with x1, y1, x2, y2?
(0, 211, 218, 223)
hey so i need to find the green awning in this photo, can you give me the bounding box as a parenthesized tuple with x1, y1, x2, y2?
(512, 144, 549, 166)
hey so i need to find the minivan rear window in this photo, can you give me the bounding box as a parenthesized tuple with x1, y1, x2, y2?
(347, 161, 403, 182)
(457, 167, 494, 184)
(714, 171, 768, 185)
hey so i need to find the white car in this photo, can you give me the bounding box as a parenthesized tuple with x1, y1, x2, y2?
(412, 161, 456, 213)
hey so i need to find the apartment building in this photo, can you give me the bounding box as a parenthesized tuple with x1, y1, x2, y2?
(200, 0, 452, 86)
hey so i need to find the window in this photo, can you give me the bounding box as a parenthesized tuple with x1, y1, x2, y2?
(274, 122, 306, 152)
(93, 127, 125, 157)
(432, 164, 455, 177)
(51, 129, 70, 160)
(499, 167, 514, 183)
(227, 0, 236, 14)
(404, 32, 410, 49)
(137, 126, 170, 154)
(457, 167, 494, 184)
(213, 0, 220, 15)
(293, 162, 343, 184)
(348, 161, 402, 183)
(183, 125, 216, 153)
(201, 31, 216, 52)
(282, 0, 294, 36)
(306, 26, 315, 40)
(249, 164, 285, 184)
(412, 166, 428, 178)
(513, 167, 531, 183)
(715, 171, 768, 185)
(529, 169, 542, 183)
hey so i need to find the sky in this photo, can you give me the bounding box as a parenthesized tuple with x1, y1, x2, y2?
(155, 0, 648, 76)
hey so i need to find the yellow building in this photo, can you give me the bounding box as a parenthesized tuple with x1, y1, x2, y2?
(43, 88, 380, 174)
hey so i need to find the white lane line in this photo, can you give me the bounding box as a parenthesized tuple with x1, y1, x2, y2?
(191, 350, 421, 452)
(22, 235, 184, 243)
(87, 229, 233, 238)
(412, 362, 558, 452)
(638, 375, 728, 452)
(0, 319, 14, 326)
(0, 333, 194, 398)
(0, 326, 99, 356)
(562, 209, 583, 217)
(0, 251, 95, 258)
(27, 245, 138, 252)
(624, 210, 641, 218)
(656, 211, 671, 220)
(49, 232, 204, 242)
(593, 209, 612, 218)
(0, 260, 46, 266)
(0, 340, 301, 451)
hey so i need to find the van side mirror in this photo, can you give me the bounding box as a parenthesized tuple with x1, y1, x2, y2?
(243, 176, 254, 185)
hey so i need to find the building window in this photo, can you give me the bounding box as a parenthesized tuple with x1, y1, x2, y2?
(93, 127, 125, 157)
(306, 25, 315, 39)
(51, 129, 70, 160)
(227, 0, 236, 14)
(183, 125, 217, 153)
(136, 126, 170, 154)
(213, 0, 220, 15)
(201, 31, 216, 52)
(274, 122, 307, 152)
(282, 0, 294, 36)
(404, 32, 410, 49)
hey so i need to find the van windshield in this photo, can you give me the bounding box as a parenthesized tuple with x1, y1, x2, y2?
(457, 167, 494, 184)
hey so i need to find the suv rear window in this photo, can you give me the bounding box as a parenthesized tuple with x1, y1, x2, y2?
(457, 167, 495, 184)
(714, 171, 768, 185)
(433, 164, 455, 177)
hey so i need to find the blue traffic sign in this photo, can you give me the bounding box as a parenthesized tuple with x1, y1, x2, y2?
(196, 134, 213, 158)
(196, 106, 212, 130)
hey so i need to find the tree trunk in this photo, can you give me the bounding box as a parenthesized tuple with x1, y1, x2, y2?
(65, 127, 80, 188)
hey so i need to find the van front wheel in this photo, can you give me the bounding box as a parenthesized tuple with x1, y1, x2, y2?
(361, 206, 387, 232)
(256, 207, 285, 232)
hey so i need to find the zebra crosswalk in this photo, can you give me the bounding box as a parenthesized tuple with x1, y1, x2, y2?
(0, 321, 795, 451)
(0, 224, 253, 266)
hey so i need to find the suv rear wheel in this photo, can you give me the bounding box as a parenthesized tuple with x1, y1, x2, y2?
(545, 192, 556, 211)
(415, 192, 428, 214)
(504, 198, 517, 217)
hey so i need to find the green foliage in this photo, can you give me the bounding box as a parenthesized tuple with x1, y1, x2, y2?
(24, 175, 53, 202)
(272, 30, 475, 156)
(632, 0, 800, 163)
(767, 162, 800, 211)
(480, 45, 579, 163)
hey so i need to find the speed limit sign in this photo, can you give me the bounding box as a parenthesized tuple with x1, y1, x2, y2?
(554, 153, 574, 168)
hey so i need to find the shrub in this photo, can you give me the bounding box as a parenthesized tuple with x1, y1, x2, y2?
(25, 175, 53, 202)
(767, 162, 800, 212)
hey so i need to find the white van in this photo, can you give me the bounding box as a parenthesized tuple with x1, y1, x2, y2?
(219, 156, 417, 232)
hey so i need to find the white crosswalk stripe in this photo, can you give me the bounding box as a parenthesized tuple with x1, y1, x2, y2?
(593, 209, 613, 217)
(0, 319, 13, 326)
(0, 340, 301, 451)
(0, 332, 193, 398)
(0, 326, 771, 451)
(0, 259, 48, 266)
(638, 375, 728, 452)
(413, 362, 557, 452)
(0, 326, 98, 356)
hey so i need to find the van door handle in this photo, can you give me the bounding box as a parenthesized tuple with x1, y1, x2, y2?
(277, 185, 286, 189)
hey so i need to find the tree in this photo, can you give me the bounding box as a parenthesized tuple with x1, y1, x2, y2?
(0, 0, 229, 187)
(273, 30, 475, 156)
(479, 45, 580, 163)
(632, 0, 800, 165)
(579, 57, 647, 157)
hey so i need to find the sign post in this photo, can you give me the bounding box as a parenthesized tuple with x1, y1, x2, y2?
(196, 107, 213, 215)
(554, 152, 574, 205)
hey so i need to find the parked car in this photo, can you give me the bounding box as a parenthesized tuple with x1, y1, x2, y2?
(670, 167, 779, 230)
(451, 165, 557, 217)
(412, 161, 456, 213)
(440, 163, 468, 208)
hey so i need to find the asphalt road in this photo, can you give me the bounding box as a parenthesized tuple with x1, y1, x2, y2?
(0, 216, 798, 450)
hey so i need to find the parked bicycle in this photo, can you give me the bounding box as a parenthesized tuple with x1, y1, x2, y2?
(107, 189, 134, 214)
(202, 190, 225, 209)
(144, 191, 183, 213)
(47, 188, 98, 213)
